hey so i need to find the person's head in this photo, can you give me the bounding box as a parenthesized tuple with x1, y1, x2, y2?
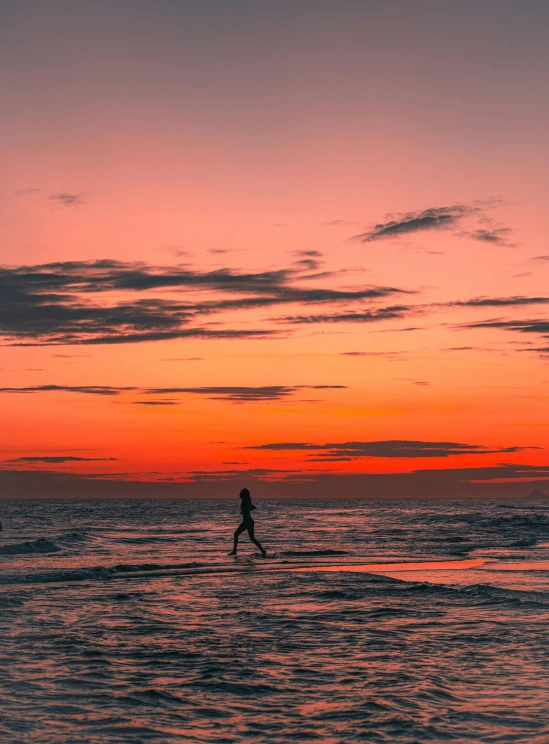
(239, 488, 250, 500)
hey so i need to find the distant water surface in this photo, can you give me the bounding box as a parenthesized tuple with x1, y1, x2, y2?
(1, 498, 549, 743)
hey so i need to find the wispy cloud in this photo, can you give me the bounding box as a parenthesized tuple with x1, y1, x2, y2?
(451, 296, 549, 309)
(291, 250, 324, 272)
(460, 319, 549, 337)
(5, 455, 117, 463)
(281, 305, 414, 325)
(48, 192, 87, 207)
(0, 385, 134, 396)
(457, 227, 515, 246)
(517, 346, 549, 359)
(352, 199, 510, 245)
(341, 350, 408, 360)
(159, 357, 204, 362)
(144, 385, 346, 402)
(353, 204, 477, 242)
(14, 188, 42, 196)
(0, 384, 346, 403)
(245, 439, 525, 459)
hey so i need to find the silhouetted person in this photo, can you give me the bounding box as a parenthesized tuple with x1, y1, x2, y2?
(228, 488, 267, 558)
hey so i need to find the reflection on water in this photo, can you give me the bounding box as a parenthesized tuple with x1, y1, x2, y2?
(1, 498, 549, 743)
(297, 557, 490, 572)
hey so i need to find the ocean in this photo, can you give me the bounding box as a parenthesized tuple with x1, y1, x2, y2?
(1, 497, 549, 743)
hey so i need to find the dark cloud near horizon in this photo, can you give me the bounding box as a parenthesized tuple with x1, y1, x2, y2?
(0, 383, 346, 403)
(2, 463, 548, 499)
(0, 384, 134, 395)
(144, 385, 345, 401)
(341, 350, 407, 359)
(5, 455, 117, 463)
(245, 439, 526, 459)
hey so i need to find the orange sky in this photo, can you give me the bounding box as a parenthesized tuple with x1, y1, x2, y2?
(1, 1, 548, 496)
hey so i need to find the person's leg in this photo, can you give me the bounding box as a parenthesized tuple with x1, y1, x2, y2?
(247, 520, 266, 557)
(228, 522, 246, 555)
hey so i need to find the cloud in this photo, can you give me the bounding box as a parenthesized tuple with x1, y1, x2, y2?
(48, 192, 87, 207)
(5, 455, 117, 463)
(281, 305, 413, 325)
(244, 439, 524, 459)
(341, 350, 407, 359)
(132, 400, 179, 406)
(443, 346, 492, 352)
(0, 384, 134, 395)
(353, 204, 476, 242)
(10, 258, 544, 347)
(0, 259, 409, 345)
(14, 188, 42, 196)
(515, 346, 549, 360)
(291, 250, 324, 271)
(160, 245, 192, 258)
(461, 320, 549, 337)
(353, 199, 510, 245)
(458, 227, 515, 246)
(0, 384, 346, 403)
(61, 328, 275, 346)
(531, 255, 549, 263)
(451, 296, 549, 309)
(144, 385, 346, 402)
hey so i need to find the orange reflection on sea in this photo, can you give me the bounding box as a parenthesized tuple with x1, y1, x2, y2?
(296, 558, 489, 573)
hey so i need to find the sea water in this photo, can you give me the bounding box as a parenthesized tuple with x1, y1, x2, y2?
(1, 498, 549, 743)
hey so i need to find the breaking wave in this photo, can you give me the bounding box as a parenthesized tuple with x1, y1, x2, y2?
(0, 538, 61, 555)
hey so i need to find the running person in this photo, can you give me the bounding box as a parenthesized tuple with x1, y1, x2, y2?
(228, 488, 267, 557)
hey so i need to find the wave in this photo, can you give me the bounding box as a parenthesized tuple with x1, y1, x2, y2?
(0, 538, 61, 555)
(0, 561, 204, 586)
(0, 529, 95, 556)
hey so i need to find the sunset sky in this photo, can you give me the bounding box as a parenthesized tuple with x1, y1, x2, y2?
(1, 0, 548, 497)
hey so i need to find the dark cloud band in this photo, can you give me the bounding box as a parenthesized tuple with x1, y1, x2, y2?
(245, 439, 526, 459)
